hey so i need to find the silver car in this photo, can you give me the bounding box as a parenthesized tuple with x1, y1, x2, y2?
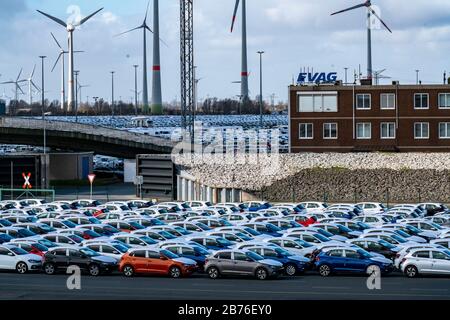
(400, 248, 450, 277)
(205, 249, 283, 280)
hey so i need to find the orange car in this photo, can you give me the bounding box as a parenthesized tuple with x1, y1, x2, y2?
(119, 248, 197, 278)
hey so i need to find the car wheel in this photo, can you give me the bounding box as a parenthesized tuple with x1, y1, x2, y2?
(255, 267, 268, 280)
(319, 264, 332, 277)
(88, 264, 100, 276)
(405, 265, 418, 278)
(169, 266, 181, 278)
(285, 263, 297, 276)
(44, 263, 56, 275)
(123, 265, 134, 277)
(16, 262, 28, 274)
(207, 266, 220, 279)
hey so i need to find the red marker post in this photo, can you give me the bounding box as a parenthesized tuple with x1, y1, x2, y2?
(22, 172, 32, 189)
(88, 174, 96, 200)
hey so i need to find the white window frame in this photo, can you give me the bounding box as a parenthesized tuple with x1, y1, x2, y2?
(299, 123, 313, 140)
(323, 123, 338, 140)
(380, 93, 396, 110)
(439, 122, 450, 139)
(380, 122, 396, 139)
(414, 93, 429, 109)
(356, 94, 371, 110)
(297, 92, 338, 113)
(356, 122, 371, 140)
(438, 93, 450, 109)
(414, 122, 429, 139)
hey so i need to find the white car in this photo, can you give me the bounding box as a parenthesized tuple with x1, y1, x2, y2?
(430, 239, 450, 249)
(352, 215, 390, 227)
(400, 248, 450, 277)
(362, 228, 427, 243)
(298, 202, 327, 214)
(83, 242, 129, 260)
(0, 244, 42, 273)
(186, 201, 212, 209)
(394, 243, 446, 268)
(356, 202, 386, 214)
(263, 237, 316, 257)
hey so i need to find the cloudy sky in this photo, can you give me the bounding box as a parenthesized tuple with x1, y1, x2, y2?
(1, 0, 450, 105)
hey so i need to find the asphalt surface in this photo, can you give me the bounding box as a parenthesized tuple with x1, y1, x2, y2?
(1, 271, 449, 300)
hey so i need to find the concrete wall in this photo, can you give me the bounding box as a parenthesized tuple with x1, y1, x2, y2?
(124, 159, 137, 183)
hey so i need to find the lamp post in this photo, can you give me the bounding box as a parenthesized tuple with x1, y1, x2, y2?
(74, 70, 80, 122)
(93, 96, 99, 115)
(111, 71, 115, 118)
(257, 51, 265, 128)
(39, 56, 46, 120)
(133, 65, 138, 116)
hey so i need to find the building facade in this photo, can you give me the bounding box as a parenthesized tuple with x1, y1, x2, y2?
(289, 83, 450, 152)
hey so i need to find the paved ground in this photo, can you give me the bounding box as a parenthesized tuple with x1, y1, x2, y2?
(1, 272, 449, 300)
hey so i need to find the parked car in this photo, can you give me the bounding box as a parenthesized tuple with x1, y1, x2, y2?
(205, 249, 283, 280)
(0, 244, 42, 273)
(400, 248, 450, 277)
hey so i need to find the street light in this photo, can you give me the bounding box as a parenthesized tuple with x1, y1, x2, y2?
(110, 71, 115, 118)
(74, 70, 80, 122)
(39, 56, 47, 120)
(257, 51, 265, 128)
(43, 111, 51, 189)
(133, 65, 138, 116)
(93, 96, 99, 115)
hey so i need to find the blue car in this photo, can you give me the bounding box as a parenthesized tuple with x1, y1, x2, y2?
(0, 233, 13, 244)
(242, 223, 283, 237)
(246, 202, 272, 212)
(315, 247, 394, 277)
(248, 246, 310, 276)
(189, 236, 234, 251)
(165, 245, 210, 268)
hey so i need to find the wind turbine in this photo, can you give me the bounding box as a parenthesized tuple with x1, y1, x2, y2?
(231, 0, 249, 103)
(37, 7, 103, 112)
(115, 1, 152, 115)
(78, 82, 90, 105)
(331, 0, 392, 80)
(151, 0, 163, 115)
(50, 32, 83, 111)
(1, 69, 26, 103)
(25, 65, 41, 106)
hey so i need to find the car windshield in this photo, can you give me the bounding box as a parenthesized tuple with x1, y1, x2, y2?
(151, 219, 165, 225)
(338, 224, 352, 233)
(314, 233, 331, 242)
(86, 230, 102, 238)
(62, 220, 77, 228)
(113, 244, 129, 253)
(379, 239, 396, 249)
(38, 239, 57, 247)
(40, 224, 55, 232)
(266, 223, 282, 232)
(194, 246, 209, 256)
(161, 249, 179, 259)
(129, 222, 145, 230)
(395, 229, 411, 238)
(274, 247, 292, 256)
(159, 231, 176, 239)
(33, 243, 49, 251)
(235, 232, 252, 241)
(68, 235, 84, 243)
(0, 219, 12, 227)
(218, 219, 232, 226)
(430, 222, 443, 230)
(104, 225, 121, 234)
(140, 236, 158, 245)
(196, 222, 211, 230)
(217, 238, 233, 247)
(80, 248, 100, 257)
(289, 221, 302, 228)
(357, 249, 373, 258)
(391, 234, 408, 243)
(9, 247, 28, 255)
(246, 251, 264, 261)
(243, 227, 261, 236)
(406, 225, 422, 233)
(173, 226, 190, 235)
(18, 229, 36, 237)
(317, 228, 334, 237)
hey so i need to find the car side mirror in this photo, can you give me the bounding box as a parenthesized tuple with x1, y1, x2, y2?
(246, 258, 253, 262)
(113, 251, 119, 254)
(7, 252, 14, 256)
(160, 256, 168, 260)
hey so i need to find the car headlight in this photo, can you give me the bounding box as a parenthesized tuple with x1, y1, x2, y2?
(28, 259, 41, 263)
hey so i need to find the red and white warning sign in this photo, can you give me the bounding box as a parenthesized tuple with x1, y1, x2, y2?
(22, 172, 32, 189)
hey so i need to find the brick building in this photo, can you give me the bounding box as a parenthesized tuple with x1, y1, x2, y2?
(289, 82, 450, 152)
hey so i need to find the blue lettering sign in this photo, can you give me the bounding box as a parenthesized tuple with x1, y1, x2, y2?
(297, 72, 338, 84)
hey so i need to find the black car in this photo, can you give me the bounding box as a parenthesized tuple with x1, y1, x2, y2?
(350, 239, 398, 260)
(43, 247, 117, 276)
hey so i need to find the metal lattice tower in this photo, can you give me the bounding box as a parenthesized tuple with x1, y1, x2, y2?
(180, 0, 194, 136)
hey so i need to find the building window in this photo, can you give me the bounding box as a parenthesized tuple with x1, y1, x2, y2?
(414, 93, 429, 109)
(439, 123, 450, 139)
(299, 123, 313, 139)
(380, 122, 396, 139)
(356, 94, 371, 110)
(323, 123, 338, 139)
(439, 94, 450, 109)
(414, 122, 429, 139)
(298, 92, 338, 112)
(380, 93, 396, 110)
(356, 123, 371, 139)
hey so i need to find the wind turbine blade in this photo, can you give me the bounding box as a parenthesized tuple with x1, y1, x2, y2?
(31, 81, 41, 91)
(73, 50, 85, 53)
(30, 64, 36, 78)
(144, 0, 151, 22)
(231, 0, 240, 32)
(51, 53, 63, 72)
(36, 10, 67, 27)
(370, 7, 393, 33)
(16, 68, 23, 82)
(0, 81, 14, 84)
(145, 25, 154, 34)
(17, 84, 25, 95)
(51, 32, 63, 50)
(331, 3, 367, 16)
(114, 25, 142, 37)
(77, 7, 104, 26)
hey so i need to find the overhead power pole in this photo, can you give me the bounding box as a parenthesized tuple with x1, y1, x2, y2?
(180, 0, 194, 138)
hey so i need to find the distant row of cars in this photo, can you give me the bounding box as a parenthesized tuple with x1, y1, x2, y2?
(0, 198, 449, 280)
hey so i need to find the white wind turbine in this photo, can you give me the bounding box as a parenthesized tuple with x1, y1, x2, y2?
(25, 65, 41, 105)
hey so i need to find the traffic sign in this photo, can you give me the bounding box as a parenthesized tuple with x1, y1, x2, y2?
(22, 172, 32, 189)
(88, 174, 96, 184)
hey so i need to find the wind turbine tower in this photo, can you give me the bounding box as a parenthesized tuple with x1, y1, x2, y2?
(231, 0, 249, 103)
